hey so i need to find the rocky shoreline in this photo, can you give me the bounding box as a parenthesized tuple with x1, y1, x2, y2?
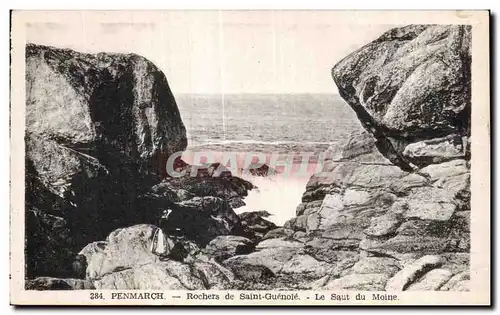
(25, 24, 470, 291)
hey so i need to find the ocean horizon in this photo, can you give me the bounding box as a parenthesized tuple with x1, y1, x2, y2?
(175, 93, 363, 155)
(175, 93, 364, 225)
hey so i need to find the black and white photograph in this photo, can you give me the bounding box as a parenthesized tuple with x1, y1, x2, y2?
(9, 10, 490, 305)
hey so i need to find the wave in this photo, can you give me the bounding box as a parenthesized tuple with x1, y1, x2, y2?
(235, 173, 309, 226)
(188, 139, 336, 147)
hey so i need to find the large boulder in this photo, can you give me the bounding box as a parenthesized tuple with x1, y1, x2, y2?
(270, 127, 469, 290)
(75, 224, 234, 290)
(332, 25, 471, 170)
(26, 43, 187, 172)
(79, 224, 182, 280)
(25, 44, 187, 279)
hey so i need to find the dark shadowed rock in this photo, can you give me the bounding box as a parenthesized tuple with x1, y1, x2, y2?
(246, 164, 278, 176)
(25, 205, 75, 279)
(223, 261, 275, 283)
(204, 235, 255, 262)
(238, 211, 278, 241)
(25, 43, 187, 279)
(165, 197, 245, 246)
(25, 277, 95, 290)
(94, 258, 234, 290)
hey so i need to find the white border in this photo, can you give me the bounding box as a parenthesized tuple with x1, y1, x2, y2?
(1, 1, 497, 314)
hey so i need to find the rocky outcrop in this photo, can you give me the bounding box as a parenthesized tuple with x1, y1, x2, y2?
(24, 44, 252, 283)
(26, 43, 187, 170)
(204, 235, 255, 262)
(219, 129, 469, 291)
(332, 25, 471, 170)
(75, 224, 235, 290)
(238, 211, 278, 242)
(218, 25, 471, 290)
(25, 43, 188, 279)
(25, 24, 471, 292)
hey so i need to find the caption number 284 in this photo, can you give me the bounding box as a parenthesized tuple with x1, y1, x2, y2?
(90, 292, 104, 300)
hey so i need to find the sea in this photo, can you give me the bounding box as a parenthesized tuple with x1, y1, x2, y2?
(175, 93, 363, 225)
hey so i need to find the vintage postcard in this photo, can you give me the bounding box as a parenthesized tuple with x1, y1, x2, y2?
(10, 10, 490, 306)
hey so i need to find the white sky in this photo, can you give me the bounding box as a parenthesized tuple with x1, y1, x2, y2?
(26, 11, 395, 94)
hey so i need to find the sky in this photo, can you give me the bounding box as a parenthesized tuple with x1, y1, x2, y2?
(26, 11, 395, 94)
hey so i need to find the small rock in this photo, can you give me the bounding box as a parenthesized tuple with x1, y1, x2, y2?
(385, 255, 444, 291)
(389, 173, 429, 195)
(342, 189, 371, 206)
(360, 234, 449, 259)
(324, 273, 390, 290)
(402, 135, 465, 164)
(228, 197, 246, 208)
(256, 238, 304, 250)
(420, 159, 468, 180)
(407, 268, 453, 291)
(94, 259, 232, 290)
(204, 235, 254, 262)
(451, 280, 470, 291)
(405, 202, 456, 221)
(262, 228, 295, 240)
(238, 211, 278, 241)
(224, 262, 275, 282)
(440, 271, 470, 291)
(280, 254, 331, 277)
(176, 189, 194, 201)
(364, 213, 402, 237)
(349, 257, 400, 276)
(223, 247, 299, 274)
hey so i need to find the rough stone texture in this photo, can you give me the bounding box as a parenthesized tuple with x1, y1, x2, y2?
(25, 277, 95, 290)
(24, 44, 253, 281)
(262, 228, 295, 240)
(407, 268, 453, 291)
(339, 130, 391, 164)
(26, 43, 187, 169)
(81, 224, 192, 280)
(363, 213, 403, 237)
(440, 271, 469, 291)
(162, 196, 245, 247)
(74, 224, 235, 290)
(332, 25, 471, 169)
(385, 255, 444, 291)
(348, 257, 400, 277)
(402, 135, 466, 164)
(25, 43, 186, 279)
(223, 247, 302, 275)
(204, 235, 255, 262)
(238, 211, 278, 242)
(323, 273, 390, 291)
(273, 124, 469, 290)
(94, 258, 233, 290)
